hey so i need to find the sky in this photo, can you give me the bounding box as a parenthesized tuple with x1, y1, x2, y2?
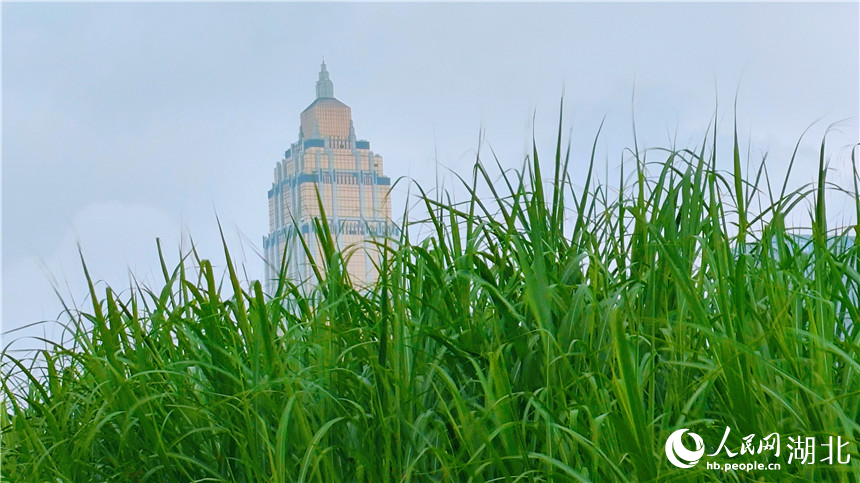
(2, 2, 858, 353)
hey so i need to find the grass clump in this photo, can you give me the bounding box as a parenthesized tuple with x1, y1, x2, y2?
(2, 109, 859, 482)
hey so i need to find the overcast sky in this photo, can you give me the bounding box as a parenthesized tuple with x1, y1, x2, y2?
(3, 2, 858, 351)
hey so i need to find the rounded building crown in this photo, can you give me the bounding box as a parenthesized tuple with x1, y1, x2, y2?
(301, 63, 352, 139)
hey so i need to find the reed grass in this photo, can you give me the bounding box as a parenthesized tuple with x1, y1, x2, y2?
(2, 109, 859, 482)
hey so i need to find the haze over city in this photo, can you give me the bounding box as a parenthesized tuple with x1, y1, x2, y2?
(3, 2, 858, 349)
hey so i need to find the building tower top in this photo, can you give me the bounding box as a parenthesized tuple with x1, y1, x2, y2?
(316, 61, 334, 99)
(264, 63, 393, 292)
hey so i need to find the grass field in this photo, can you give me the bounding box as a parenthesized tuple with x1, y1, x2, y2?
(2, 111, 859, 482)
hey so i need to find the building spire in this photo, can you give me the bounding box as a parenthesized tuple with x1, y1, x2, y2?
(316, 60, 334, 99)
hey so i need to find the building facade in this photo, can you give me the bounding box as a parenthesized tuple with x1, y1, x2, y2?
(263, 62, 392, 292)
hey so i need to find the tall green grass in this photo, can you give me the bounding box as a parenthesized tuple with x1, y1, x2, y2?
(2, 112, 859, 482)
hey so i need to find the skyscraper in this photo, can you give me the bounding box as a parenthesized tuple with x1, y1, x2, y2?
(263, 62, 392, 292)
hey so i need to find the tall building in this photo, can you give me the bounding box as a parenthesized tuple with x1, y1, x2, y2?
(263, 62, 392, 292)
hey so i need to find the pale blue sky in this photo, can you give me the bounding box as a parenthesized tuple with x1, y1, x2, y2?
(3, 2, 858, 348)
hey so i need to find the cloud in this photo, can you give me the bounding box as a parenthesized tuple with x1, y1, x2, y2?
(2, 201, 182, 352)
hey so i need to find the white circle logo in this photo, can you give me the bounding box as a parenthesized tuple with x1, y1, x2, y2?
(665, 429, 705, 468)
